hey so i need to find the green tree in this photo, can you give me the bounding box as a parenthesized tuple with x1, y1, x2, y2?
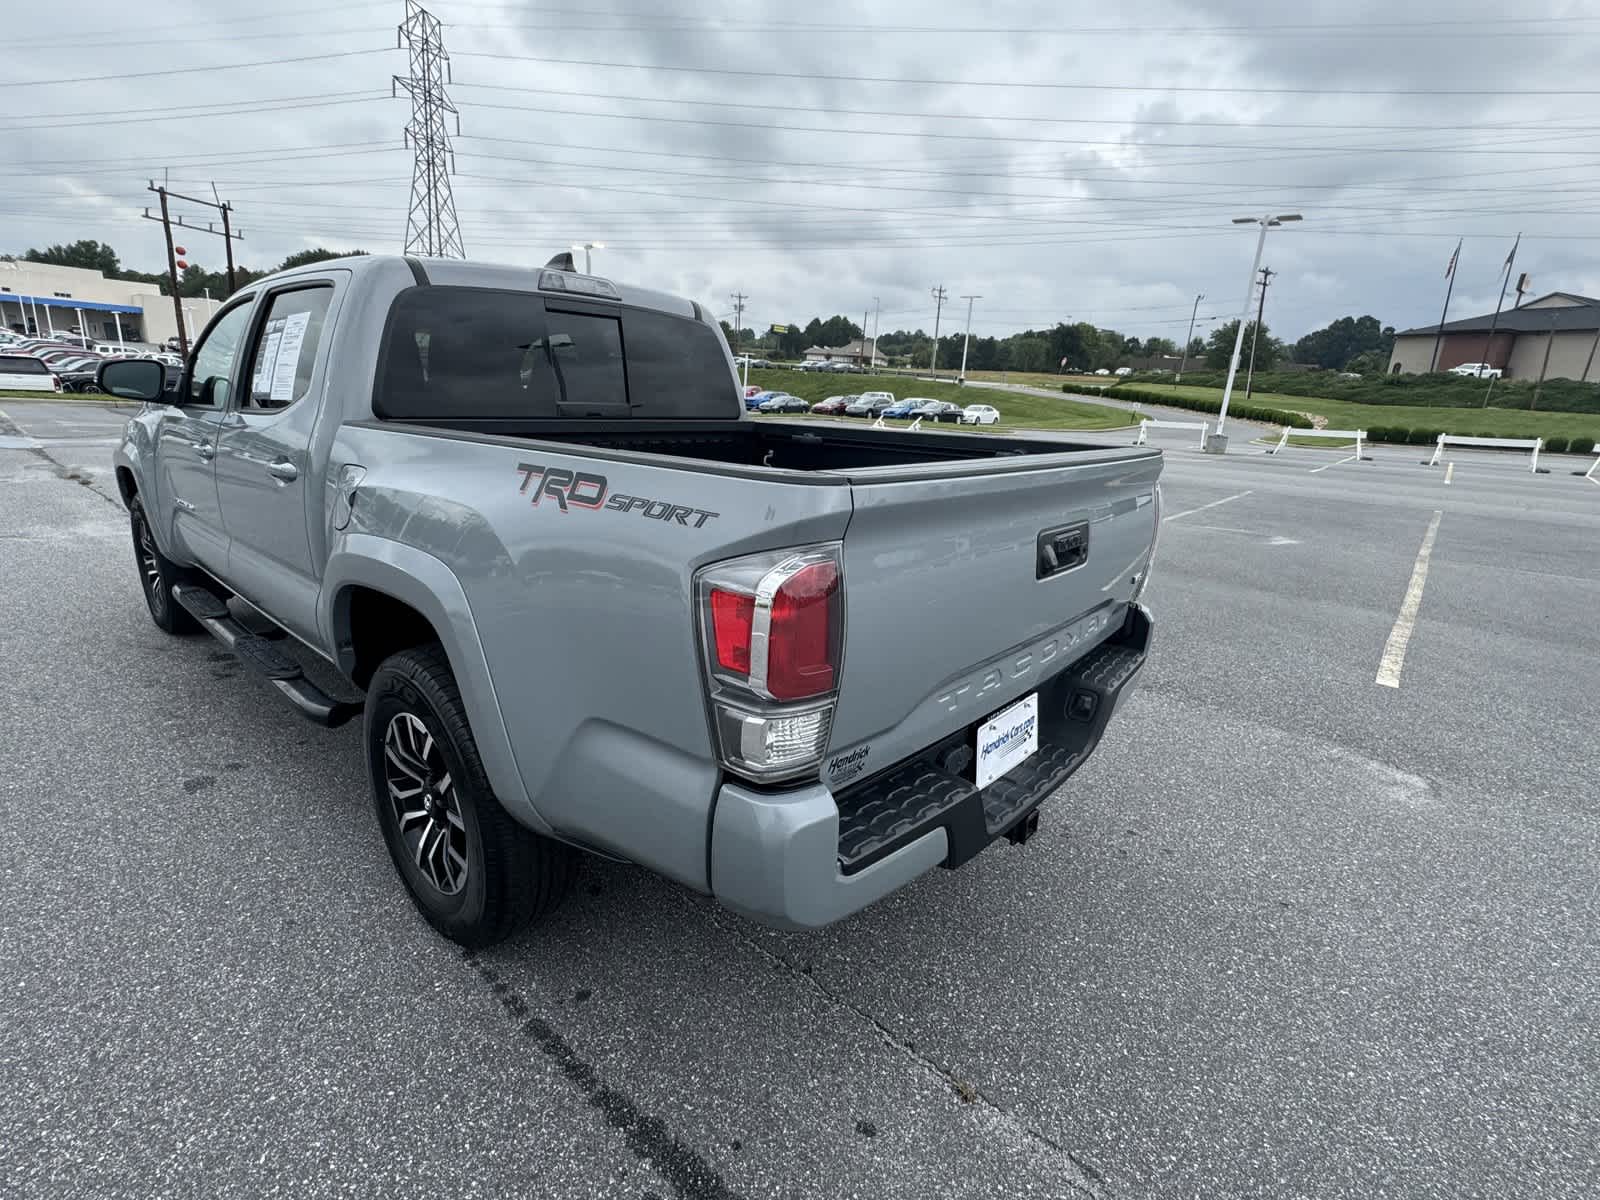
(1292, 314, 1394, 369)
(25, 239, 122, 275)
(279, 247, 366, 271)
(1143, 336, 1177, 358)
(1205, 319, 1282, 371)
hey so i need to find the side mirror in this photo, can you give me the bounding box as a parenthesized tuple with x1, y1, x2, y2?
(98, 358, 166, 403)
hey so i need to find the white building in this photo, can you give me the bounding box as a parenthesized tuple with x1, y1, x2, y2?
(0, 259, 219, 346)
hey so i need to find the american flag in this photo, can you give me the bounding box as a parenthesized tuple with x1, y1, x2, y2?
(1502, 233, 1521, 277)
(1445, 238, 1461, 279)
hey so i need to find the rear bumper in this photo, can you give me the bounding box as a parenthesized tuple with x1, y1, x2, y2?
(710, 603, 1151, 929)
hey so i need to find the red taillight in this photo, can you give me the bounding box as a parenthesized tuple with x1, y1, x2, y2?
(710, 587, 754, 674)
(766, 561, 839, 700)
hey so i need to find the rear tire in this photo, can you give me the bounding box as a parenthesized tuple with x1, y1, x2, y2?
(128, 496, 199, 635)
(365, 644, 574, 947)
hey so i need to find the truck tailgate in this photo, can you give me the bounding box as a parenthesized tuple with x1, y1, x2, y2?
(825, 448, 1161, 785)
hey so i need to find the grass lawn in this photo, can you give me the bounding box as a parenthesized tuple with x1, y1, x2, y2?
(747, 369, 1138, 431)
(1124, 384, 1600, 441)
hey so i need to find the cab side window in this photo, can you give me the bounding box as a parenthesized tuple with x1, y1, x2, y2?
(245, 287, 333, 411)
(186, 302, 253, 408)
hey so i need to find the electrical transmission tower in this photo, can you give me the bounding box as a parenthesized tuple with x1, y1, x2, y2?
(394, 0, 464, 258)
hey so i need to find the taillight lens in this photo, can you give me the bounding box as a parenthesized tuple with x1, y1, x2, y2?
(765, 560, 838, 700)
(710, 588, 754, 673)
(696, 544, 845, 782)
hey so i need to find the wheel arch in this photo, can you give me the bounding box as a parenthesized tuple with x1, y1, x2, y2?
(322, 535, 544, 830)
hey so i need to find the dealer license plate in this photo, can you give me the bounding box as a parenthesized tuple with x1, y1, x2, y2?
(975, 693, 1039, 789)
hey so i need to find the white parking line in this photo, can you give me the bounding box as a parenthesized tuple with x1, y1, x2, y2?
(1375, 510, 1442, 689)
(1162, 490, 1253, 523)
(1445, 461, 1455, 485)
(1309, 454, 1357, 474)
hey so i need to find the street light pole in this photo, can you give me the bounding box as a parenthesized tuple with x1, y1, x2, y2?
(1175, 292, 1203, 386)
(959, 294, 981, 382)
(571, 241, 604, 273)
(1216, 213, 1301, 444)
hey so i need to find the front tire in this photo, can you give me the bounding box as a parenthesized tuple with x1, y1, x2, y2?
(128, 495, 199, 634)
(365, 644, 574, 947)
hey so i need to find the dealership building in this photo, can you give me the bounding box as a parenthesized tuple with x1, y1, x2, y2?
(0, 259, 219, 346)
(1387, 291, 1600, 381)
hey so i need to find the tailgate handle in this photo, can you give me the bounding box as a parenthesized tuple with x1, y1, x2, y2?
(1037, 522, 1089, 579)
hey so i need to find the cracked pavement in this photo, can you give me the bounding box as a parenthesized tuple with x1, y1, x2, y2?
(1, 399, 1596, 1199)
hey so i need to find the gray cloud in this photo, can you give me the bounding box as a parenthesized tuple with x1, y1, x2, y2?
(5, 0, 1595, 343)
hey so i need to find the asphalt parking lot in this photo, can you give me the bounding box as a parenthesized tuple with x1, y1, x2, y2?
(2, 399, 1597, 1200)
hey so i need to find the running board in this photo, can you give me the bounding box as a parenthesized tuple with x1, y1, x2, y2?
(173, 584, 361, 728)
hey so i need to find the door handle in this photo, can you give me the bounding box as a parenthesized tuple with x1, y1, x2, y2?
(193, 441, 215, 460)
(266, 460, 299, 482)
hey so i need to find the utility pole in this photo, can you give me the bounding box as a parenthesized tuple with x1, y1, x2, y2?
(730, 291, 747, 362)
(1532, 309, 1559, 410)
(861, 307, 869, 369)
(929, 285, 948, 374)
(142, 178, 246, 351)
(1175, 292, 1203, 386)
(395, 0, 464, 258)
(959, 294, 981, 381)
(149, 185, 189, 361)
(1244, 266, 1274, 402)
(871, 297, 880, 368)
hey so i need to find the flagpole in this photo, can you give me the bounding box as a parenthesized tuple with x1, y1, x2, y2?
(1429, 238, 1461, 373)
(1481, 233, 1520, 408)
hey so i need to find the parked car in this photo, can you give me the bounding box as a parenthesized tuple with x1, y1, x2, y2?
(104, 252, 1161, 946)
(1449, 362, 1502, 378)
(1093, 368, 1111, 376)
(913, 399, 964, 423)
(961, 404, 1001, 425)
(744, 385, 764, 398)
(758, 394, 811, 413)
(746, 358, 770, 369)
(810, 395, 853, 415)
(846, 391, 898, 417)
(745, 389, 780, 411)
(0, 353, 63, 393)
(880, 398, 925, 418)
(1114, 367, 1133, 376)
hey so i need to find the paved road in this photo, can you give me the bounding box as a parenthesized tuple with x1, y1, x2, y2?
(2, 401, 1596, 1199)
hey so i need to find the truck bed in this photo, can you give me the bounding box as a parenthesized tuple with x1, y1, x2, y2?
(364, 417, 1129, 476)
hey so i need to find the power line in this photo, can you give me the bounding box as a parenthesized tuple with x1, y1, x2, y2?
(449, 51, 1600, 96)
(0, 48, 390, 89)
(450, 83, 1600, 136)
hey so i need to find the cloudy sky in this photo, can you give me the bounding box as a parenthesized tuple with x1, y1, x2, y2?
(6, 0, 1599, 343)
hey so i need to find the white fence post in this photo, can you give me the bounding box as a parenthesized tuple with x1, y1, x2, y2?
(908, 416, 923, 432)
(1586, 453, 1600, 482)
(1427, 434, 1545, 473)
(1135, 417, 1208, 447)
(871, 415, 886, 429)
(1270, 427, 1290, 455)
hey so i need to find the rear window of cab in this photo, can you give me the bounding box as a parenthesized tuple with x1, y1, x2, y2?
(0, 355, 48, 374)
(373, 286, 740, 421)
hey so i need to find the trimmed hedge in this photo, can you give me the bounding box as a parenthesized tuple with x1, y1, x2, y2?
(1544, 436, 1570, 453)
(1072, 384, 1314, 429)
(1157, 368, 1600, 414)
(1571, 436, 1596, 454)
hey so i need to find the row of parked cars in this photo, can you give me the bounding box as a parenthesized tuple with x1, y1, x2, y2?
(0, 331, 182, 394)
(743, 387, 1001, 425)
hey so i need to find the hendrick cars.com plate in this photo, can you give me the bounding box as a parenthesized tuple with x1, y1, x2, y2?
(975, 693, 1040, 789)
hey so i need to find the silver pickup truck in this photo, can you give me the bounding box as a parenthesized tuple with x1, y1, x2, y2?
(102, 255, 1161, 947)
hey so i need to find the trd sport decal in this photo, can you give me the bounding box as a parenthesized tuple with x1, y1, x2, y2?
(516, 462, 720, 527)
